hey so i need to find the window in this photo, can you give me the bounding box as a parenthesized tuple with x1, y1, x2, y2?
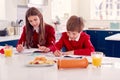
(51, 0, 71, 20)
(28, 0, 48, 7)
(91, 0, 120, 20)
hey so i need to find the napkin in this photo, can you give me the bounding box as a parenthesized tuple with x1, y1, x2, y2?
(0, 48, 4, 54)
(57, 57, 88, 69)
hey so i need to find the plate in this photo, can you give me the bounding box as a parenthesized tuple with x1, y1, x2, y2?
(25, 63, 54, 67)
(25, 56, 55, 67)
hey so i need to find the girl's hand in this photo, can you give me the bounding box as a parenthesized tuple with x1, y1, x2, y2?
(53, 50, 62, 57)
(38, 44, 50, 53)
(16, 43, 24, 53)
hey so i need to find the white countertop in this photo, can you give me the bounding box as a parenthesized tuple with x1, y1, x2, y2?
(0, 48, 120, 80)
(86, 29, 120, 31)
(0, 35, 20, 42)
(105, 33, 120, 41)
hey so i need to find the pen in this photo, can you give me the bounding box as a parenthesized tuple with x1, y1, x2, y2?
(51, 41, 58, 50)
(51, 41, 62, 56)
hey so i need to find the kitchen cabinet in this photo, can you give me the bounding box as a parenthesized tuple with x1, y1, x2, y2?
(105, 40, 120, 57)
(86, 30, 120, 57)
(85, 30, 98, 51)
(0, 40, 18, 47)
(0, 35, 20, 47)
(105, 33, 120, 57)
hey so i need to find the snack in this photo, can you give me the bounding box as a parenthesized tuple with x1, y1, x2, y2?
(29, 56, 55, 65)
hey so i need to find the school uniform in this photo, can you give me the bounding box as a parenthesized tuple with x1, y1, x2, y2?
(49, 32, 95, 56)
(17, 24, 55, 48)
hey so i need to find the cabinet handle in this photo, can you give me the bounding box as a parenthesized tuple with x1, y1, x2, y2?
(108, 32, 113, 34)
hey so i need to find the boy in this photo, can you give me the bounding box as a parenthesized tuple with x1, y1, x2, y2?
(39, 15, 95, 57)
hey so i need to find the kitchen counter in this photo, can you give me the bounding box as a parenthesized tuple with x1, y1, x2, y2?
(86, 28, 120, 31)
(105, 33, 120, 41)
(1, 48, 120, 80)
(0, 35, 20, 42)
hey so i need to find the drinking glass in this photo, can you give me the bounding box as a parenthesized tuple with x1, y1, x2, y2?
(91, 51, 103, 68)
(4, 46, 13, 57)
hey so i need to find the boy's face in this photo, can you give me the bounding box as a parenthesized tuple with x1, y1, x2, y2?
(67, 31, 80, 41)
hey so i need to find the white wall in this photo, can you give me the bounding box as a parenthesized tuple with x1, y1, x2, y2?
(6, 0, 17, 21)
(17, 0, 52, 24)
(17, 0, 27, 6)
(0, 0, 6, 20)
(42, 0, 52, 24)
(79, 0, 90, 20)
(0, 0, 17, 30)
(71, 0, 80, 16)
(1, 0, 119, 30)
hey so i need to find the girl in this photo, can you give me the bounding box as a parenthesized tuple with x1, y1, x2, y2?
(16, 7, 55, 52)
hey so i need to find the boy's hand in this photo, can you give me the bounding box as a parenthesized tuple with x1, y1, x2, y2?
(53, 50, 62, 57)
(38, 44, 50, 53)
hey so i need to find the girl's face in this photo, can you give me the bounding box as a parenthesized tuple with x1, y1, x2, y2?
(67, 31, 80, 40)
(28, 15, 40, 28)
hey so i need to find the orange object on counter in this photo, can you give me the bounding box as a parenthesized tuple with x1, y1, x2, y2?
(57, 58, 88, 69)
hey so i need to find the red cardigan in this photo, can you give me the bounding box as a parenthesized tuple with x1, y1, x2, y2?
(17, 24, 55, 48)
(49, 32, 95, 56)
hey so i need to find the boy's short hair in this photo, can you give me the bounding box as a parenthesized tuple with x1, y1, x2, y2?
(66, 15, 84, 33)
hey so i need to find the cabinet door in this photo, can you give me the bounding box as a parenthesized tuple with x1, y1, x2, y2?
(96, 31, 113, 52)
(113, 41, 120, 57)
(86, 30, 120, 57)
(86, 30, 98, 51)
(97, 31, 120, 56)
(105, 41, 120, 58)
(104, 31, 120, 57)
(105, 40, 114, 57)
(96, 31, 107, 52)
(0, 40, 18, 47)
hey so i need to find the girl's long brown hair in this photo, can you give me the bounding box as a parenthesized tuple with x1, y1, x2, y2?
(25, 7, 45, 48)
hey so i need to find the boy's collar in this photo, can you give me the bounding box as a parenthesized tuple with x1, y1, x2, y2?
(69, 32, 82, 41)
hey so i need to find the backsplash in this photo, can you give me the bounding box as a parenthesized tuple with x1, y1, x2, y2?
(0, 20, 23, 36)
(85, 20, 120, 29)
(1, 19, 120, 34)
(0, 20, 11, 30)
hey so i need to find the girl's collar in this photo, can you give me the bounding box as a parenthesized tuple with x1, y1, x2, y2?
(33, 27, 39, 33)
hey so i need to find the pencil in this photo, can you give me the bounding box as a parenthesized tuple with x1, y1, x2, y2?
(51, 41, 63, 56)
(51, 41, 58, 50)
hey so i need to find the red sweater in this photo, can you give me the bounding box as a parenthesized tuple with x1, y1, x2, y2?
(49, 32, 95, 56)
(17, 24, 55, 48)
